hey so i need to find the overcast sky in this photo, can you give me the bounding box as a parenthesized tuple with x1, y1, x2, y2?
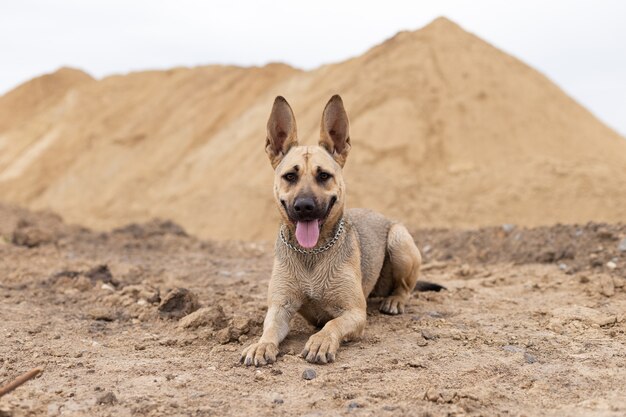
(1, 0, 625, 135)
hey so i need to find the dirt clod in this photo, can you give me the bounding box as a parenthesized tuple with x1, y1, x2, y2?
(87, 307, 116, 322)
(85, 265, 117, 286)
(12, 226, 54, 247)
(158, 288, 199, 319)
(96, 392, 117, 405)
(178, 306, 226, 330)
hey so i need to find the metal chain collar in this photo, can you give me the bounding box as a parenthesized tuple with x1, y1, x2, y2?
(279, 218, 345, 255)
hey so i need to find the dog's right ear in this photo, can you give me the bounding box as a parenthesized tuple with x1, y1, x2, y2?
(266, 96, 298, 169)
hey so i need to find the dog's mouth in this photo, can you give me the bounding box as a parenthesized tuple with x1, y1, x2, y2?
(281, 196, 337, 249)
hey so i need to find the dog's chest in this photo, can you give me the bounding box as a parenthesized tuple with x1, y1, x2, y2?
(297, 261, 335, 300)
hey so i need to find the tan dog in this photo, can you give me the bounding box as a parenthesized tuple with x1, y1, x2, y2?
(242, 95, 437, 366)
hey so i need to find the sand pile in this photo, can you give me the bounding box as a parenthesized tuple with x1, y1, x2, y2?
(1, 17, 625, 240)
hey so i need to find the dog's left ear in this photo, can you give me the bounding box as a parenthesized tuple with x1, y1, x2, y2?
(319, 95, 351, 167)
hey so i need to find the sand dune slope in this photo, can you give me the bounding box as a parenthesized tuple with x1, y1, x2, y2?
(1, 18, 625, 240)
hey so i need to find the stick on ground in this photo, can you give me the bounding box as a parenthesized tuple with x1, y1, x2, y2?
(0, 368, 43, 397)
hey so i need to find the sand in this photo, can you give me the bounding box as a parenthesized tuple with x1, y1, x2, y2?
(0, 203, 625, 416)
(0, 18, 624, 241)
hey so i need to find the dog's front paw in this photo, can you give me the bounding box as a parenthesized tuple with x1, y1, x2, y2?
(301, 331, 339, 364)
(241, 342, 279, 366)
(380, 295, 406, 315)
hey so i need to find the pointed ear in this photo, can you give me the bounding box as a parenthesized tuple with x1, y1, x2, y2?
(319, 95, 351, 167)
(266, 96, 298, 169)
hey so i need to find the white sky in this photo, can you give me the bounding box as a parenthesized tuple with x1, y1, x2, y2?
(1, 0, 625, 135)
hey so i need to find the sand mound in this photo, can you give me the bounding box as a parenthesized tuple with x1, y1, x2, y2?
(1, 17, 625, 240)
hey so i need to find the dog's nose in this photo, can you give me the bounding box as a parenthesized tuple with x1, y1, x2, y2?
(294, 197, 316, 213)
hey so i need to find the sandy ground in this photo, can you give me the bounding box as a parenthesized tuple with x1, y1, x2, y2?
(1, 203, 625, 417)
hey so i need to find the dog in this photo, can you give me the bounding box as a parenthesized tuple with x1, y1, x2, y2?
(241, 95, 442, 366)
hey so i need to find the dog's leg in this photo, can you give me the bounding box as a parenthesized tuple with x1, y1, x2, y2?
(242, 264, 304, 367)
(380, 223, 422, 315)
(301, 308, 366, 364)
(241, 296, 300, 366)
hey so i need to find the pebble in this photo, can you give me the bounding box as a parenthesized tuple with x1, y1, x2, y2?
(502, 345, 524, 353)
(619, 238, 626, 252)
(347, 402, 361, 410)
(101, 283, 115, 291)
(502, 224, 515, 233)
(421, 329, 437, 340)
(524, 352, 537, 364)
(606, 261, 617, 270)
(302, 368, 317, 380)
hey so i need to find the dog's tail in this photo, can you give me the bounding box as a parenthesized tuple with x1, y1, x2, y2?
(414, 280, 446, 292)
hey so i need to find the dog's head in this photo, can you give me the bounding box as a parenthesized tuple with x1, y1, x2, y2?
(265, 95, 351, 249)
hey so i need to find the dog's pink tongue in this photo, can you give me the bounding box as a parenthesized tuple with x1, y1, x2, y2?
(295, 220, 320, 249)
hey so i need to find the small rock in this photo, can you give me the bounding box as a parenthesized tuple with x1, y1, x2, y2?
(606, 261, 617, 270)
(502, 224, 515, 233)
(502, 345, 524, 353)
(524, 352, 537, 364)
(424, 388, 439, 402)
(421, 329, 437, 340)
(96, 392, 117, 405)
(347, 402, 361, 410)
(416, 337, 428, 347)
(178, 306, 226, 330)
(600, 275, 615, 297)
(440, 390, 456, 403)
(101, 283, 115, 291)
(87, 307, 115, 321)
(408, 360, 426, 369)
(272, 395, 284, 405)
(302, 368, 317, 380)
(618, 238, 626, 252)
(158, 288, 199, 319)
(558, 263, 568, 271)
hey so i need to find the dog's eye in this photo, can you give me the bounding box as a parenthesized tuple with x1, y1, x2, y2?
(317, 172, 332, 182)
(283, 173, 297, 183)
